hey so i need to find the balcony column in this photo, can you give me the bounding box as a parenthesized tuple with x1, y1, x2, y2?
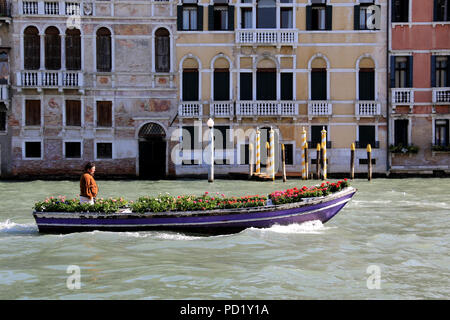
(276, 3, 280, 30)
(38, 1, 44, 15)
(59, 1, 65, 15)
(39, 32, 45, 70)
(61, 34, 66, 71)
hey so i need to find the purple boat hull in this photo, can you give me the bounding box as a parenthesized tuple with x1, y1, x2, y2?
(33, 187, 356, 235)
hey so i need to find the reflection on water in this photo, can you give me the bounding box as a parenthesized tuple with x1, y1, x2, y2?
(0, 178, 449, 299)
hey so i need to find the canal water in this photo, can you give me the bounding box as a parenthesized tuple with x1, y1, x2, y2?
(0, 178, 449, 299)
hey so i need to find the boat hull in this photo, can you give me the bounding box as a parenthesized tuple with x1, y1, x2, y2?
(33, 187, 356, 235)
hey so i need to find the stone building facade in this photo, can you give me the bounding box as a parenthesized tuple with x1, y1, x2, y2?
(389, 0, 450, 175)
(6, 0, 178, 178)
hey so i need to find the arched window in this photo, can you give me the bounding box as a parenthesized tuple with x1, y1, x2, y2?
(182, 58, 199, 101)
(24, 26, 40, 70)
(0, 52, 9, 85)
(66, 28, 81, 70)
(155, 28, 170, 73)
(213, 57, 230, 101)
(96, 27, 111, 72)
(358, 58, 375, 101)
(310, 57, 327, 100)
(45, 26, 61, 70)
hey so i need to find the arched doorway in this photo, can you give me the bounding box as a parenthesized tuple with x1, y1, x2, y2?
(138, 122, 166, 179)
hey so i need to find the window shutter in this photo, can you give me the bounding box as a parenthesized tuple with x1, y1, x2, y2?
(433, 0, 438, 22)
(281, 73, 293, 100)
(311, 70, 327, 100)
(354, 5, 360, 30)
(390, 56, 396, 88)
(431, 55, 436, 87)
(228, 5, 235, 31)
(240, 73, 252, 100)
(306, 5, 312, 30)
(208, 5, 214, 30)
(177, 6, 183, 31)
(447, 56, 450, 87)
(391, 0, 397, 22)
(214, 70, 230, 101)
(325, 5, 332, 30)
(407, 56, 413, 88)
(197, 5, 203, 31)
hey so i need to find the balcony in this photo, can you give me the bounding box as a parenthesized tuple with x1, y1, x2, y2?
(235, 101, 298, 118)
(236, 30, 298, 47)
(432, 88, 450, 105)
(21, 1, 83, 15)
(210, 102, 234, 118)
(17, 71, 84, 91)
(392, 88, 414, 105)
(355, 101, 381, 119)
(0, 1, 11, 22)
(179, 102, 203, 118)
(308, 101, 332, 119)
(0, 85, 9, 102)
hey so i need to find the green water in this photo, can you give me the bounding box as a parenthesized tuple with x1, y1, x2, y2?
(0, 178, 449, 299)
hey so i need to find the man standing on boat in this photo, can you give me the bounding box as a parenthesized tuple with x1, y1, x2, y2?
(80, 162, 98, 204)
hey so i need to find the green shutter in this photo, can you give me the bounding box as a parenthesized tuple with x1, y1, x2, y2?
(354, 5, 360, 30)
(326, 5, 332, 30)
(240, 73, 252, 100)
(177, 6, 183, 31)
(447, 56, 450, 87)
(407, 56, 413, 88)
(197, 5, 203, 31)
(306, 5, 312, 30)
(433, 0, 439, 22)
(208, 5, 214, 31)
(390, 56, 396, 88)
(431, 55, 436, 87)
(228, 5, 235, 31)
(391, 0, 397, 22)
(281, 73, 293, 100)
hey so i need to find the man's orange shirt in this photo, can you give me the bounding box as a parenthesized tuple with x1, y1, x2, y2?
(80, 173, 98, 199)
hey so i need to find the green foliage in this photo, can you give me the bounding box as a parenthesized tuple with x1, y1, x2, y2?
(389, 144, 419, 154)
(34, 196, 128, 213)
(432, 145, 450, 152)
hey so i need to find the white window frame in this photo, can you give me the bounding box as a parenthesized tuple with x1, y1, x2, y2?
(23, 139, 44, 160)
(94, 140, 114, 160)
(63, 139, 83, 159)
(63, 98, 84, 128)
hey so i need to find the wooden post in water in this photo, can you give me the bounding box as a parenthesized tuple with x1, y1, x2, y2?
(350, 142, 355, 180)
(266, 141, 270, 176)
(269, 128, 275, 181)
(301, 127, 307, 180)
(316, 143, 321, 180)
(248, 143, 254, 179)
(367, 144, 372, 181)
(321, 127, 327, 180)
(305, 142, 309, 180)
(255, 129, 261, 175)
(281, 144, 287, 182)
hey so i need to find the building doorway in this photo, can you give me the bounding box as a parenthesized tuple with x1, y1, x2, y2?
(138, 122, 166, 179)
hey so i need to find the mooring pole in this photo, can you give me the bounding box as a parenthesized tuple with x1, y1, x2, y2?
(207, 118, 215, 183)
(305, 141, 309, 180)
(281, 144, 287, 182)
(367, 144, 372, 181)
(269, 128, 275, 181)
(249, 142, 254, 179)
(350, 142, 355, 180)
(301, 127, 307, 180)
(266, 141, 270, 176)
(255, 129, 261, 175)
(316, 143, 321, 180)
(321, 127, 327, 180)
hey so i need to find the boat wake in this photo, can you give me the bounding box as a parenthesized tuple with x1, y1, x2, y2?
(0, 219, 39, 235)
(247, 220, 333, 235)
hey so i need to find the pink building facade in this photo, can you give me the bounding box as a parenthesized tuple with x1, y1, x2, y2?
(389, 0, 450, 175)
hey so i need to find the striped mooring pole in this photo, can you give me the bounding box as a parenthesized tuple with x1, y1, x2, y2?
(255, 129, 261, 174)
(305, 141, 309, 180)
(321, 127, 327, 180)
(301, 127, 307, 180)
(266, 142, 270, 176)
(269, 128, 275, 181)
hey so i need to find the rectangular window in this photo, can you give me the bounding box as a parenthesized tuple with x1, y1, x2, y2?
(394, 119, 408, 146)
(392, 0, 409, 22)
(359, 68, 375, 100)
(65, 142, 81, 159)
(214, 126, 231, 165)
(436, 56, 449, 87)
(213, 69, 230, 101)
(281, 73, 293, 100)
(96, 101, 112, 127)
(182, 126, 200, 165)
(241, 8, 253, 28)
(358, 125, 376, 149)
(280, 8, 293, 29)
(256, 69, 276, 100)
(25, 100, 41, 126)
(213, 6, 228, 30)
(311, 69, 327, 100)
(25, 141, 41, 158)
(395, 56, 408, 88)
(435, 0, 450, 22)
(311, 6, 326, 30)
(240, 73, 252, 100)
(311, 125, 327, 148)
(435, 119, 449, 146)
(97, 142, 112, 159)
(182, 6, 198, 30)
(182, 69, 199, 101)
(0, 105, 6, 131)
(284, 143, 293, 165)
(359, 3, 378, 30)
(240, 143, 250, 165)
(65, 100, 81, 126)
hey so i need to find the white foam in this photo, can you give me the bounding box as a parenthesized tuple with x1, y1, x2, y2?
(252, 220, 331, 235)
(0, 219, 38, 235)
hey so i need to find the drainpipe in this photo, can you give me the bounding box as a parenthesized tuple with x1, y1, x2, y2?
(386, 0, 391, 175)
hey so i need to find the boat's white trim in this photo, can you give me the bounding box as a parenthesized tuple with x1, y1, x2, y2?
(36, 198, 351, 228)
